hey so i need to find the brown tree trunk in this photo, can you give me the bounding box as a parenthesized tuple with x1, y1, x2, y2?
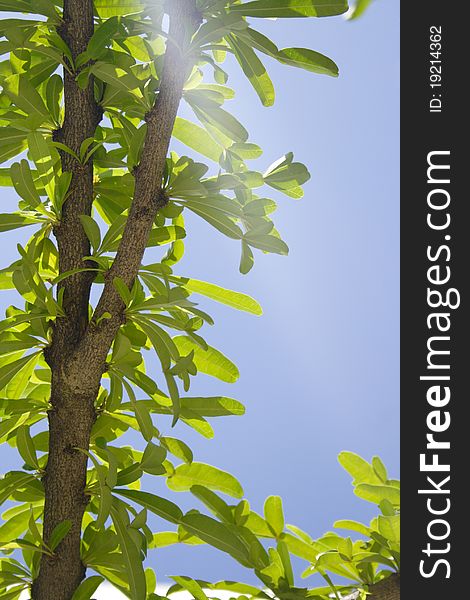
(32, 0, 101, 598)
(32, 2, 199, 599)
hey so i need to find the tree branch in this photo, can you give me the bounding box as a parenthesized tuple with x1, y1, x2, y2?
(65, 0, 200, 392)
(50, 0, 102, 359)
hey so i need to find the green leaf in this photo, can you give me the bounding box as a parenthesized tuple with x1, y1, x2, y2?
(160, 437, 193, 464)
(170, 576, 209, 600)
(151, 531, 179, 548)
(10, 160, 42, 210)
(377, 514, 400, 544)
(173, 336, 239, 383)
(49, 520, 72, 552)
(244, 233, 289, 255)
(169, 276, 262, 315)
(2, 74, 49, 120)
(280, 532, 317, 561)
(114, 489, 183, 524)
(191, 485, 233, 523)
(229, 36, 275, 107)
(135, 319, 176, 371)
(89, 62, 144, 100)
(94, 0, 145, 17)
(0, 353, 40, 391)
(153, 396, 245, 418)
(277, 540, 294, 586)
(86, 16, 121, 59)
(121, 380, 155, 441)
(235, 27, 279, 58)
(7, 350, 40, 401)
(372, 455, 388, 483)
(191, 13, 247, 48)
(240, 240, 255, 274)
(27, 132, 58, 203)
(0, 584, 28, 599)
(148, 225, 186, 248)
(79, 215, 102, 253)
(183, 202, 243, 240)
(229, 143, 264, 161)
(16, 425, 39, 469)
(0, 538, 50, 556)
(180, 513, 251, 567)
(140, 442, 167, 475)
(0, 506, 34, 542)
(338, 451, 383, 486)
(0, 128, 28, 163)
(113, 277, 132, 307)
(263, 154, 310, 198)
(277, 47, 339, 77)
(0, 0, 57, 17)
(71, 576, 105, 600)
(379, 498, 396, 517)
(229, 0, 349, 18)
(110, 500, 147, 600)
(264, 496, 284, 537)
(99, 213, 127, 253)
(348, 0, 373, 20)
(187, 95, 248, 143)
(173, 117, 222, 162)
(45, 74, 63, 125)
(333, 519, 371, 536)
(77, 448, 112, 528)
(354, 483, 400, 507)
(167, 462, 243, 498)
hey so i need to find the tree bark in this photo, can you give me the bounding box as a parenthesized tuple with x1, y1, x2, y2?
(344, 574, 400, 600)
(32, 2, 199, 598)
(32, 1, 101, 599)
(72, 0, 201, 372)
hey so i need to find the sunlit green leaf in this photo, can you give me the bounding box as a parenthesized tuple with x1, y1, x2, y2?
(229, 0, 349, 18)
(173, 337, 239, 383)
(168, 463, 243, 498)
(114, 489, 183, 524)
(173, 117, 223, 163)
(228, 36, 275, 107)
(180, 513, 251, 567)
(278, 47, 339, 77)
(264, 496, 285, 538)
(71, 576, 105, 600)
(110, 500, 147, 599)
(169, 276, 262, 315)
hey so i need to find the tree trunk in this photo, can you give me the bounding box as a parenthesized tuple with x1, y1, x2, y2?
(32, 0, 101, 598)
(32, 2, 199, 598)
(31, 378, 98, 600)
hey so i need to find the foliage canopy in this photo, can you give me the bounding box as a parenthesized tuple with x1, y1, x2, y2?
(0, 1, 396, 599)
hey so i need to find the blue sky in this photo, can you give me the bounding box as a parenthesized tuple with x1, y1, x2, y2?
(1, 0, 399, 589)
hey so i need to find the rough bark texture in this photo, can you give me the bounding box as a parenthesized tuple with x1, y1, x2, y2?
(52, 0, 102, 354)
(344, 574, 400, 600)
(32, 2, 198, 599)
(32, 1, 101, 599)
